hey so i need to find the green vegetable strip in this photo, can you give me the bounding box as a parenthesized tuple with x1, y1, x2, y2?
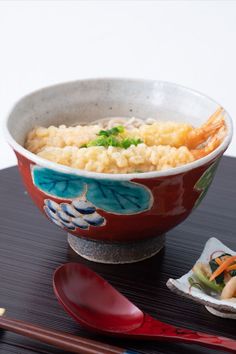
(209, 259, 224, 285)
(188, 277, 202, 290)
(192, 263, 223, 293)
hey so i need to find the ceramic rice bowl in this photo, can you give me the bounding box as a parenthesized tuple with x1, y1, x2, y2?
(5, 79, 233, 263)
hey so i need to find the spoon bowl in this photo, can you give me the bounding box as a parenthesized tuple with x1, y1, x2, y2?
(53, 263, 143, 333)
(53, 263, 236, 353)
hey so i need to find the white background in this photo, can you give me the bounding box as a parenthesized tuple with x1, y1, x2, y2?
(0, 0, 235, 170)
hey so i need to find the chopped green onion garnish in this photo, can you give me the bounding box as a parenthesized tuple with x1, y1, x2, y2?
(98, 125, 125, 137)
(121, 138, 142, 149)
(81, 125, 143, 149)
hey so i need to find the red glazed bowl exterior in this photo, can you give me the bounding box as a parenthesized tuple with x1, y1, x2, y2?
(5, 79, 233, 251)
(15, 151, 222, 242)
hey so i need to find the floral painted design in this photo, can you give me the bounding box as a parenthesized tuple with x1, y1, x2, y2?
(194, 159, 220, 208)
(44, 198, 105, 231)
(32, 166, 153, 215)
(31, 166, 153, 232)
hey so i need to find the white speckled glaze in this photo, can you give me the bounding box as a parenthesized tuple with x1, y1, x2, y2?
(4, 78, 233, 180)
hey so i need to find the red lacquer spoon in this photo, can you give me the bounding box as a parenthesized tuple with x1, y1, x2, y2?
(53, 263, 236, 353)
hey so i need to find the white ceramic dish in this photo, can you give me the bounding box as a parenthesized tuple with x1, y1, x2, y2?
(167, 237, 236, 318)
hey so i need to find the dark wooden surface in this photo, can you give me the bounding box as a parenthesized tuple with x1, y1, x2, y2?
(0, 156, 235, 354)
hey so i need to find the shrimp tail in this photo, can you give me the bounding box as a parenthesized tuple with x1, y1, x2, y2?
(186, 107, 226, 149)
(190, 125, 226, 160)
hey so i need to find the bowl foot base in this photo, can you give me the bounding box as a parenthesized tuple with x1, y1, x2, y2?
(67, 233, 165, 264)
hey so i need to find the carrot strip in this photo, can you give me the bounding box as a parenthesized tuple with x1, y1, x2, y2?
(226, 264, 236, 272)
(209, 256, 236, 281)
(215, 257, 222, 266)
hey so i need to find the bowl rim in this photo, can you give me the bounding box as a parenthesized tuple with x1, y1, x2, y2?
(4, 78, 233, 181)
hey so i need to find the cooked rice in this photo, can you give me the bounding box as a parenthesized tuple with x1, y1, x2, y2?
(24, 117, 206, 173)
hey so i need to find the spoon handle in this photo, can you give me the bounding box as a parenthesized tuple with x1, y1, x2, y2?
(0, 317, 136, 354)
(162, 326, 236, 353)
(133, 315, 236, 353)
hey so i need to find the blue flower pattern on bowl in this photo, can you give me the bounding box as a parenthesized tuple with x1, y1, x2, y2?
(32, 166, 153, 232)
(44, 199, 105, 231)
